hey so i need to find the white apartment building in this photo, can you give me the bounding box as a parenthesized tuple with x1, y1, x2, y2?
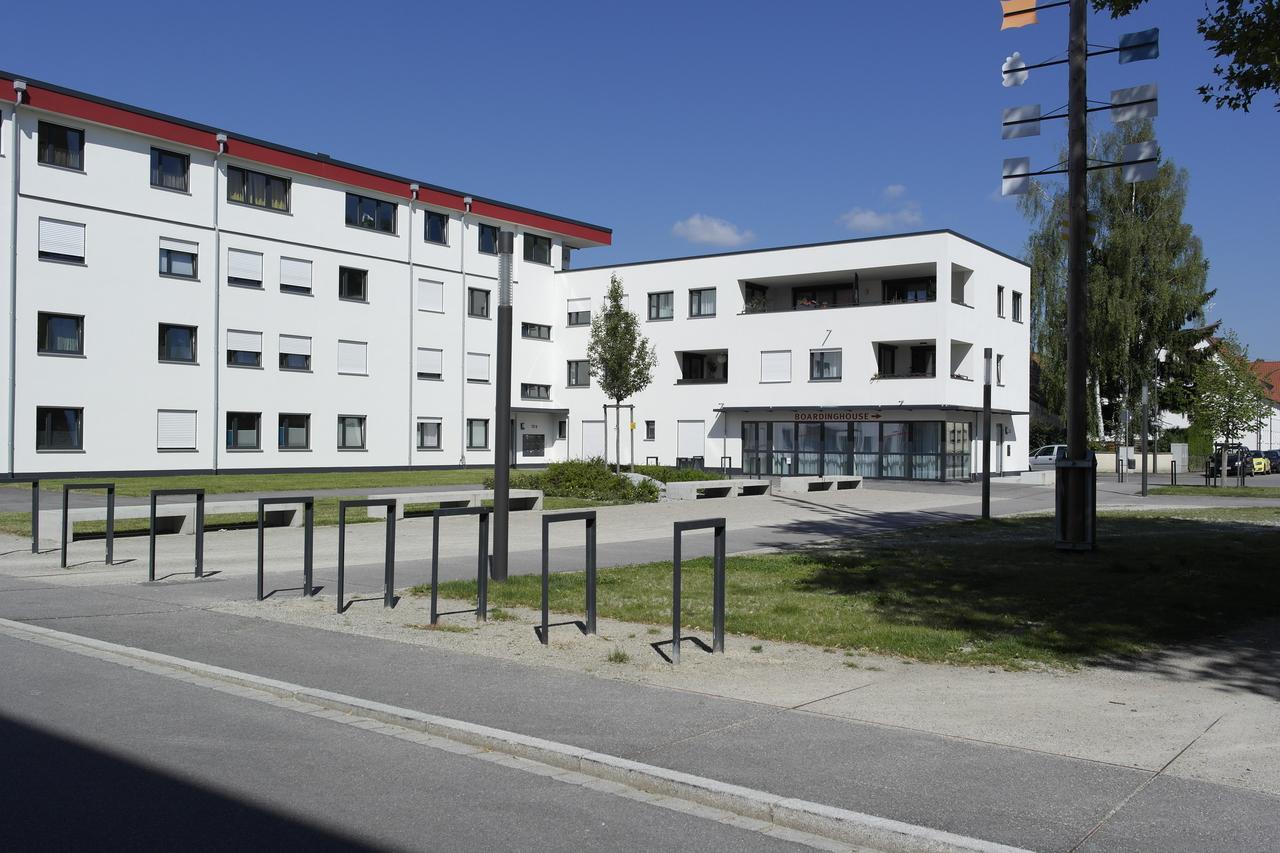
(1, 73, 1030, 481)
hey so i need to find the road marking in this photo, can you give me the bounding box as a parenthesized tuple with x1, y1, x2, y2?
(0, 616, 1028, 853)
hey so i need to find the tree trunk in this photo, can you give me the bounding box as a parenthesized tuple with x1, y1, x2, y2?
(614, 402, 621, 475)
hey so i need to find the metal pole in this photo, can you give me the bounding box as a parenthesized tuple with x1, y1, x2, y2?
(1059, 0, 1093, 547)
(30, 481, 38, 554)
(60, 486, 69, 568)
(1140, 382, 1149, 497)
(585, 516, 597, 635)
(104, 487, 114, 566)
(303, 499, 314, 596)
(491, 230, 514, 582)
(982, 348, 992, 520)
(256, 503, 265, 601)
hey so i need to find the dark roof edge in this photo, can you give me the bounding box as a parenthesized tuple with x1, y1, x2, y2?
(558, 229, 1030, 273)
(0, 69, 611, 236)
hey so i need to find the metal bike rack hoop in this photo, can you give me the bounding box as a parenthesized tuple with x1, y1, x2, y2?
(336, 498, 397, 614)
(148, 488, 204, 581)
(61, 482, 116, 568)
(429, 506, 491, 625)
(652, 517, 726, 664)
(536, 510, 597, 645)
(256, 496, 315, 601)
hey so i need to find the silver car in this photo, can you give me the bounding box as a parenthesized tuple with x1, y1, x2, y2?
(1029, 444, 1067, 467)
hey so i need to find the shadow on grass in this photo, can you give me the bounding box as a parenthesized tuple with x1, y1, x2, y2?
(795, 516, 1280, 697)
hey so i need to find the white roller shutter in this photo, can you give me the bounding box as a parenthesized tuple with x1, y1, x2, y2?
(157, 410, 197, 450)
(279, 335, 311, 356)
(226, 330, 262, 352)
(39, 219, 85, 259)
(337, 340, 367, 374)
(159, 237, 197, 254)
(760, 350, 791, 383)
(677, 420, 706, 460)
(417, 279, 444, 312)
(580, 420, 606, 460)
(416, 347, 443, 376)
(567, 297, 590, 313)
(227, 248, 262, 283)
(279, 257, 312, 291)
(465, 352, 490, 382)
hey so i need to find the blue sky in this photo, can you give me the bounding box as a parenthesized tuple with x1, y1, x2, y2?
(6, 0, 1276, 354)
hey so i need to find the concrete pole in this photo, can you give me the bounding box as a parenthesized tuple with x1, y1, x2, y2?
(1140, 381, 1149, 497)
(491, 231, 515, 582)
(982, 347, 992, 520)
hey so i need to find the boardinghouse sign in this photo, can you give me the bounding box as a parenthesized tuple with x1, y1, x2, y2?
(794, 411, 883, 422)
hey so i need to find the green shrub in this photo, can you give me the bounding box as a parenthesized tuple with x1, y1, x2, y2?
(484, 459, 659, 503)
(629, 464, 727, 483)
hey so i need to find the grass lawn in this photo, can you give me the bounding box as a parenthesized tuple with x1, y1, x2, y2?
(1, 468, 493, 498)
(1149, 485, 1280, 499)
(415, 508, 1280, 669)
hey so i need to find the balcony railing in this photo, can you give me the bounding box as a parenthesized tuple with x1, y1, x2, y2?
(871, 371, 936, 380)
(741, 297, 937, 316)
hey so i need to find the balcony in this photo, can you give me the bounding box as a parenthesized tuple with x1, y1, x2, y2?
(872, 340, 937, 380)
(676, 349, 729, 385)
(740, 262, 938, 315)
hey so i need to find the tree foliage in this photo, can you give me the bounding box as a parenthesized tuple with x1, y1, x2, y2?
(1092, 0, 1280, 111)
(585, 275, 657, 471)
(1019, 120, 1216, 439)
(1189, 331, 1272, 445)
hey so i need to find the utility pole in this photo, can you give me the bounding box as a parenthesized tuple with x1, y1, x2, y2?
(982, 347, 993, 519)
(491, 230, 515, 582)
(1140, 381, 1149, 497)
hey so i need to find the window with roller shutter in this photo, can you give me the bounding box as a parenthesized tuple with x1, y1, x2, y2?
(279, 257, 312, 294)
(227, 249, 263, 287)
(156, 410, 197, 451)
(337, 340, 367, 375)
(38, 219, 85, 263)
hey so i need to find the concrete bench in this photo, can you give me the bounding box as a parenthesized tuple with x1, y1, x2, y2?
(774, 475, 862, 494)
(364, 489, 544, 519)
(38, 498, 305, 544)
(666, 479, 772, 500)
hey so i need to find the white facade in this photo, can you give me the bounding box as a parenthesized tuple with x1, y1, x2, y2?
(1, 74, 1030, 479)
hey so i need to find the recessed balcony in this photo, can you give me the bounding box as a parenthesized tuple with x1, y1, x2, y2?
(739, 263, 938, 315)
(676, 349, 729, 385)
(872, 340, 936, 380)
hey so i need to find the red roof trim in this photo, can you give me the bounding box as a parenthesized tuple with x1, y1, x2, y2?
(2, 79, 609, 244)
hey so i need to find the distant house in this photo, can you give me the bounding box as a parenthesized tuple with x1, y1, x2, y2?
(1250, 360, 1280, 451)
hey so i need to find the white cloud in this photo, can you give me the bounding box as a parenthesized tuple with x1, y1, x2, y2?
(883, 183, 907, 199)
(839, 204, 923, 233)
(671, 213, 755, 248)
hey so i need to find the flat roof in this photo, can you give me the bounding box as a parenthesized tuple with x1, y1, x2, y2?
(0, 70, 611, 246)
(560, 229, 1030, 273)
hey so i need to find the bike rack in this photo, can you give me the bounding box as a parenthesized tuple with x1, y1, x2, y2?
(148, 489, 204, 581)
(10, 478, 40, 554)
(61, 483, 115, 568)
(651, 518, 726, 664)
(429, 506, 490, 625)
(336, 499, 397, 614)
(535, 510, 597, 645)
(256, 496, 315, 600)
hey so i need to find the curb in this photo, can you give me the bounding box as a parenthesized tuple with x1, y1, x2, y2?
(0, 616, 1029, 853)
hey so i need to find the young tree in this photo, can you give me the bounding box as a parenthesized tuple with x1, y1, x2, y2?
(1188, 332, 1271, 482)
(586, 275, 658, 473)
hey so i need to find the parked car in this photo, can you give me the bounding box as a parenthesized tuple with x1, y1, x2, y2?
(1264, 449, 1280, 474)
(1248, 450, 1272, 475)
(1207, 447, 1248, 477)
(1029, 444, 1068, 467)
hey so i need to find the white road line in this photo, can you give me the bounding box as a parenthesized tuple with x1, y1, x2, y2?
(0, 616, 1030, 853)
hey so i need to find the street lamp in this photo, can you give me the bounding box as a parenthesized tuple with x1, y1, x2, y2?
(491, 230, 515, 582)
(982, 347, 992, 520)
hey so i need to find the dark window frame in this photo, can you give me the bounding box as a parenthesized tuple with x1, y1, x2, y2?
(997, 285, 1006, 318)
(280, 352, 310, 371)
(882, 277, 937, 305)
(467, 287, 491, 319)
(37, 121, 84, 171)
(159, 244, 199, 279)
(37, 312, 84, 356)
(645, 420, 656, 441)
(478, 223, 500, 255)
(877, 344, 897, 376)
(521, 322, 552, 341)
(809, 349, 843, 381)
(345, 192, 397, 234)
(688, 288, 717, 318)
(150, 147, 190, 192)
(1012, 291, 1023, 322)
(227, 165, 291, 212)
(157, 322, 197, 363)
(523, 233, 552, 265)
(648, 291, 674, 320)
(338, 266, 369, 303)
(567, 360, 590, 388)
(520, 383, 551, 401)
(225, 411, 261, 450)
(417, 420, 442, 450)
(337, 415, 367, 450)
(35, 406, 83, 451)
(425, 211, 449, 245)
(277, 413, 311, 450)
(466, 418, 489, 450)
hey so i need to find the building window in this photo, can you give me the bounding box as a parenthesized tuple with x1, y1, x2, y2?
(150, 147, 189, 192)
(567, 360, 590, 387)
(278, 414, 310, 450)
(996, 354, 1005, 386)
(345, 193, 396, 234)
(37, 313, 83, 356)
(417, 419, 442, 450)
(522, 322, 551, 341)
(882, 277, 936, 304)
(158, 323, 197, 363)
(157, 409, 197, 451)
(557, 420, 567, 440)
(279, 335, 311, 371)
(38, 218, 85, 263)
(279, 257, 313, 294)
(225, 412, 261, 450)
(337, 340, 368, 375)
(877, 344, 897, 376)
(689, 288, 717, 317)
(416, 347, 443, 380)
(36, 407, 83, 451)
(910, 345, 937, 377)
(337, 415, 366, 450)
(648, 292, 674, 320)
(159, 238, 199, 279)
(465, 352, 490, 383)
(227, 165, 290, 212)
(227, 248, 263, 287)
(562, 247, 572, 270)
(1012, 291, 1023, 322)
(466, 418, 489, 450)
(679, 351, 729, 383)
(521, 383, 550, 401)
(809, 349, 842, 381)
(524, 233, 551, 265)
(997, 285, 1006, 318)
(417, 279, 444, 312)
(567, 298, 591, 326)
(760, 350, 791, 383)
(645, 420, 656, 441)
(226, 330, 262, 368)
(37, 121, 84, 170)
(468, 288, 490, 318)
(425, 211, 449, 245)
(339, 266, 368, 302)
(478, 223, 500, 255)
